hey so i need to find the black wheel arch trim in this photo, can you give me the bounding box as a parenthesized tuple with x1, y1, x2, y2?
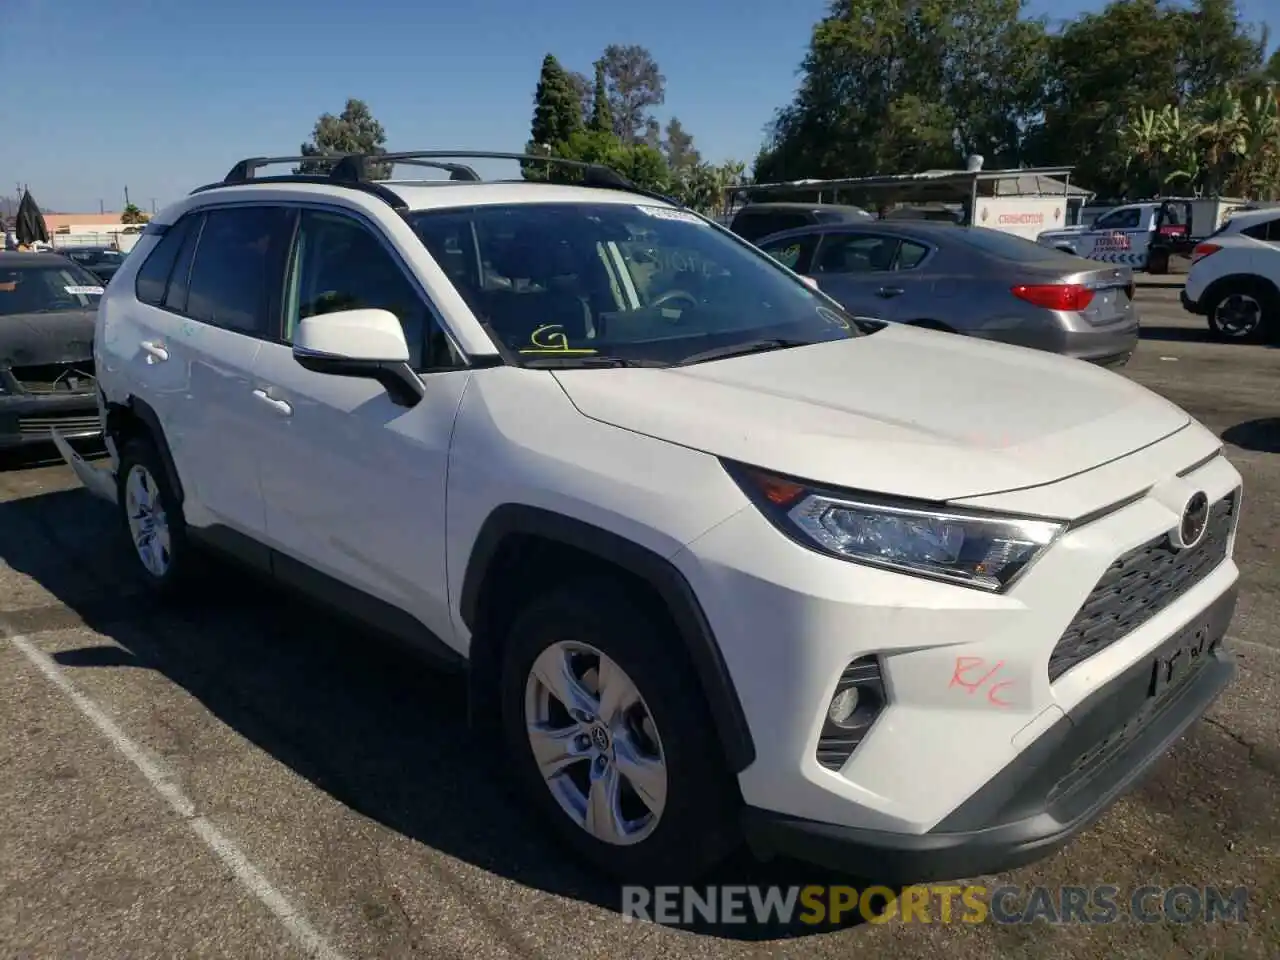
(460, 503, 757, 773)
(112, 396, 186, 505)
(1203, 273, 1280, 306)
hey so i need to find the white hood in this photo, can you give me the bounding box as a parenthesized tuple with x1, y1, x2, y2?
(552, 326, 1190, 503)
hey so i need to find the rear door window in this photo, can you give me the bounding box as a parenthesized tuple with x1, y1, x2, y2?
(135, 217, 193, 307)
(897, 240, 930, 269)
(185, 206, 294, 337)
(758, 233, 818, 273)
(812, 233, 900, 273)
(1240, 216, 1280, 242)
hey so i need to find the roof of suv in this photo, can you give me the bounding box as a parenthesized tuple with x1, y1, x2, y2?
(379, 180, 676, 212)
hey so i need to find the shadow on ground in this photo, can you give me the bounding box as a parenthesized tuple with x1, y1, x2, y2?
(0, 485, 891, 940)
(0, 438, 107, 473)
(1222, 418, 1280, 455)
(1139, 324, 1278, 348)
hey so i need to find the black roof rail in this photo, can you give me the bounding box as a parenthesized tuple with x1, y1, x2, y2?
(331, 153, 481, 182)
(188, 173, 409, 212)
(221, 154, 353, 184)
(196, 149, 686, 211)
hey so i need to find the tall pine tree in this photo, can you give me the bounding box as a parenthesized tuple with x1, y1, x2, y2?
(525, 54, 583, 180)
(589, 61, 613, 134)
(529, 54, 582, 148)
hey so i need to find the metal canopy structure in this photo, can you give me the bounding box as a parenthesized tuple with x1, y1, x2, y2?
(729, 166, 1094, 215)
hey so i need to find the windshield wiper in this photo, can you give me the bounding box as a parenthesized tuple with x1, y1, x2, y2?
(676, 338, 813, 366)
(519, 354, 669, 369)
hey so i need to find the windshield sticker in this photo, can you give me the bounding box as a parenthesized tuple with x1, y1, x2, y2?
(65, 285, 104, 296)
(634, 205, 707, 226)
(518, 324, 599, 355)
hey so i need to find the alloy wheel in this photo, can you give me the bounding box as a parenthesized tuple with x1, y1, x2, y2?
(124, 464, 171, 578)
(523, 641, 668, 846)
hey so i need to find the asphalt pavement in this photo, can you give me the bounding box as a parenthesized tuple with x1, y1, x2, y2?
(1, 287, 1277, 959)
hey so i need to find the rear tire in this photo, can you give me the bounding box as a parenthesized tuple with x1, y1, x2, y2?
(115, 436, 199, 599)
(499, 577, 741, 883)
(1206, 280, 1277, 344)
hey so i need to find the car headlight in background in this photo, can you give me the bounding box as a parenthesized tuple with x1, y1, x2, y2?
(726, 463, 1064, 592)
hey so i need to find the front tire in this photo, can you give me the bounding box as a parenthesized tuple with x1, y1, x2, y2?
(115, 436, 197, 598)
(499, 577, 740, 883)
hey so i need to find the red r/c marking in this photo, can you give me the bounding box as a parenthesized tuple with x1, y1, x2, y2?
(950, 656, 1014, 707)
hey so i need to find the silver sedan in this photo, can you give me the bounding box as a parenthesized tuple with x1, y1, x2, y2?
(756, 220, 1139, 367)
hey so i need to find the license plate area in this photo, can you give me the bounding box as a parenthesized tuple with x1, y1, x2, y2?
(1149, 614, 1223, 700)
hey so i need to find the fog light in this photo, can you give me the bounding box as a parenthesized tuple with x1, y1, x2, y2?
(828, 686, 860, 725)
(816, 655, 886, 771)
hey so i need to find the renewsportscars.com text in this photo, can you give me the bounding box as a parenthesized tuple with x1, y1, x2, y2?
(621, 884, 1250, 927)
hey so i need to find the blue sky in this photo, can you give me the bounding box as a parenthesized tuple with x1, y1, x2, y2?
(2, 0, 1276, 213)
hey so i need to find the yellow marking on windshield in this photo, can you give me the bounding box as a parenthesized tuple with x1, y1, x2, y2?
(518, 323, 598, 355)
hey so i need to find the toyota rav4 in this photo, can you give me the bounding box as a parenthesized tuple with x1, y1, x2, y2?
(57, 151, 1243, 885)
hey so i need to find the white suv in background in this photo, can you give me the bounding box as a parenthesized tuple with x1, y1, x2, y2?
(1182, 206, 1280, 342)
(58, 151, 1243, 885)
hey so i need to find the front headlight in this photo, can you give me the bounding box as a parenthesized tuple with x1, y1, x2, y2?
(727, 464, 1064, 592)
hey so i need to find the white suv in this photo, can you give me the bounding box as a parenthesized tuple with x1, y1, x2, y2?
(58, 151, 1243, 885)
(1182, 206, 1280, 342)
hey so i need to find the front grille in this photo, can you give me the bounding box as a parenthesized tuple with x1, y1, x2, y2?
(18, 414, 102, 436)
(1048, 491, 1237, 682)
(12, 360, 96, 394)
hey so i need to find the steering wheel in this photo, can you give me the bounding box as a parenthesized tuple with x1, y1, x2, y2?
(650, 289, 699, 313)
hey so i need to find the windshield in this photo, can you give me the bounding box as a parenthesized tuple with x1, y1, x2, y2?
(407, 202, 862, 366)
(0, 264, 104, 316)
(69, 249, 124, 265)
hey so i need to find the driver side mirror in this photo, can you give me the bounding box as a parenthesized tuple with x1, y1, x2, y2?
(291, 308, 425, 408)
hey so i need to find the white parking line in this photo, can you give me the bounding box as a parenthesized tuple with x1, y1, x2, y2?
(6, 629, 348, 960)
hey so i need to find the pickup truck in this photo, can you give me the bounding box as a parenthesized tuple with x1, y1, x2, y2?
(1037, 198, 1245, 273)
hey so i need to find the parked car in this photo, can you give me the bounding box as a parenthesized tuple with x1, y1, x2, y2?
(757, 220, 1138, 366)
(60, 245, 128, 283)
(59, 150, 1241, 887)
(1181, 207, 1280, 343)
(728, 202, 872, 244)
(0, 253, 104, 450)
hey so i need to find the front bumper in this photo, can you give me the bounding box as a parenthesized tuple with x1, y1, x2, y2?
(742, 586, 1237, 883)
(0, 391, 102, 450)
(1181, 289, 1205, 316)
(675, 438, 1241, 874)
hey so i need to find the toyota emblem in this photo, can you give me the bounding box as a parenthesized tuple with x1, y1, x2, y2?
(1172, 491, 1210, 550)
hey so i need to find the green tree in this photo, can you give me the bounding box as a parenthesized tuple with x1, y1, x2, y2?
(662, 117, 699, 172)
(529, 54, 582, 147)
(525, 54, 583, 180)
(598, 44, 666, 143)
(119, 203, 149, 225)
(589, 61, 613, 133)
(1031, 0, 1266, 197)
(295, 98, 390, 178)
(1266, 49, 1280, 83)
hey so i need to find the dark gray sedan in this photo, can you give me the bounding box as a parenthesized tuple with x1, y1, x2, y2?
(756, 221, 1139, 366)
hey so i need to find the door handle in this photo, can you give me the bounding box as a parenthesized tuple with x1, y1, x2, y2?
(876, 286, 904, 299)
(251, 388, 292, 416)
(140, 340, 168, 362)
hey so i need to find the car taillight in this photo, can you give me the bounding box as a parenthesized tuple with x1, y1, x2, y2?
(1191, 242, 1222, 262)
(1011, 283, 1095, 311)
